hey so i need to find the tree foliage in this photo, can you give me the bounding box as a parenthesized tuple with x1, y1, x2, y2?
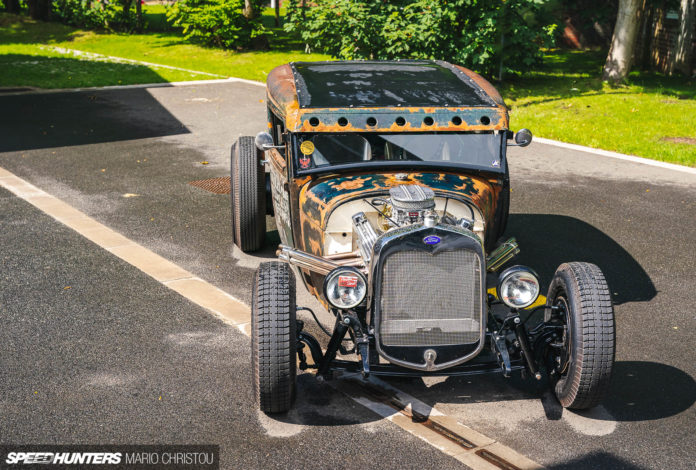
(51, 0, 140, 31)
(284, 0, 556, 76)
(167, 0, 265, 49)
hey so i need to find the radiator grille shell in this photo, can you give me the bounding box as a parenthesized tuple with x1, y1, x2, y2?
(379, 250, 481, 347)
(371, 224, 486, 371)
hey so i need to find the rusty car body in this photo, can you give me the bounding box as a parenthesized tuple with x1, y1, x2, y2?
(230, 60, 616, 414)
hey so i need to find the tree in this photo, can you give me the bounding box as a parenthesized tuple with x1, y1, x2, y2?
(671, 0, 695, 75)
(243, 0, 255, 19)
(135, 0, 143, 32)
(602, 0, 642, 82)
(5, 0, 21, 13)
(27, 0, 51, 20)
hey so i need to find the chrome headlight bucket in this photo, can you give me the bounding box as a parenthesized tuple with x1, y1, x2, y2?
(323, 267, 367, 309)
(497, 266, 540, 309)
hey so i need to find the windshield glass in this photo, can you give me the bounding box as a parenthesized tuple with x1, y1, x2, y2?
(294, 132, 504, 173)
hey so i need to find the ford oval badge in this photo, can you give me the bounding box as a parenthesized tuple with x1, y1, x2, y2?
(423, 235, 441, 245)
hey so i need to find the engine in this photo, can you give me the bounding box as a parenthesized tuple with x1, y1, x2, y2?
(388, 185, 436, 225)
(351, 184, 475, 264)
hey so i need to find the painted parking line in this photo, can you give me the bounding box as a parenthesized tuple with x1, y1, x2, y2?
(0, 165, 544, 470)
(0, 166, 250, 329)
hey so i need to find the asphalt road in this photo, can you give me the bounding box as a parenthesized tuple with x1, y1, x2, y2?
(1, 82, 694, 470)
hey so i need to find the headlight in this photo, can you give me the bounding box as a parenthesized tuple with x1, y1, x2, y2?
(497, 266, 540, 309)
(323, 267, 367, 309)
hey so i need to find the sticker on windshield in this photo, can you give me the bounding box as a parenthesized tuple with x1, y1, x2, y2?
(299, 155, 312, 169)
(300, 140, 315, 155)
(492, 159, 500, 167)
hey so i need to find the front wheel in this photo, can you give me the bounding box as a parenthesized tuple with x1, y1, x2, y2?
(252, 262, 297, 413)
(546, 262, 615, 410)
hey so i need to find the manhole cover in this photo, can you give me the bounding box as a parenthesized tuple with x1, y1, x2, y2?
(188, 177, 230, 194)
(660, 137, 696, 146)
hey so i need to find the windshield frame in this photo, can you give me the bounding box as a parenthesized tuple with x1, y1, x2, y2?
(290, 131, 507, 177)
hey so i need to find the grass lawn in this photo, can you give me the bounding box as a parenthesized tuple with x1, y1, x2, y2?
(1, 12, 694, 165)
(501, 50, 696, 166)
(0, 10, 329, 85)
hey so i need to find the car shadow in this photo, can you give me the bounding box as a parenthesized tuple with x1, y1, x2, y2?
(263, 359, 695, 434)
(259, 373, 380, 426)
(0, 82, 190, 153)
(378, 360, 695, 424)
(546, 451, 650, 470)
(506, 214, 656, 304)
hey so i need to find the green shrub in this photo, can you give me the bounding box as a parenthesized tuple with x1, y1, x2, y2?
(283, 0, 386, 59)
(285, 0, 556, 76)
(166, 0, 265, 49)
(51, 0, 138, 31)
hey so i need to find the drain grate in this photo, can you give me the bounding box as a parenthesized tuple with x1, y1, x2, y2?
(188, 177, 231, 194)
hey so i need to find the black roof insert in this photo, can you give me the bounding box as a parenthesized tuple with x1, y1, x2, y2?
(291, 60, 496, 109)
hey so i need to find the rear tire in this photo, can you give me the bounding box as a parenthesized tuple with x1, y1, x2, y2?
(252, 262, 297, 413)
(546, 262, 615, 410)
(231, 136, 266, 252)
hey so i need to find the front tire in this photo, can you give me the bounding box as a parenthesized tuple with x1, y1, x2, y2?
(231, 136, 266, 252)
(252, 262, 297, 413)
(546, 262, 615, 410)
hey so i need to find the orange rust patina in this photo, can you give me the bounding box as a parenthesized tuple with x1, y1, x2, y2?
(266, 63, 509, 133)
(295, 172, 500, 257)
(264, 60, 512, 303)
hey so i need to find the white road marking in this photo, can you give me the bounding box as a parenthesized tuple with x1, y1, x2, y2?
(0, 165, 544, 469)
(338, 376, 543, 469)
(534, 137, 696, 175)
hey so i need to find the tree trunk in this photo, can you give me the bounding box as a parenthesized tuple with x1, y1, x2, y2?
(243, 0, 255, 19)
(603, 0, 642, 82)
(637, 0, 655, 70)
(275, 0, 280, 27)
(136, 0, 142, 32)
(122, 0, 132, 20)
(6, 0, 21, 13)
(27, 0, 50, 20)
(671, 0, 695, 75)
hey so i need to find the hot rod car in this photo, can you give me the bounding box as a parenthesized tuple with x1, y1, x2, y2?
(230, 60, 615, 413)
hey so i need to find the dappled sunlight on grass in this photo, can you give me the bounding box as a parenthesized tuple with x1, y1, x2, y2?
(500, 49, 696, 166)
(0, 11, 330, 83)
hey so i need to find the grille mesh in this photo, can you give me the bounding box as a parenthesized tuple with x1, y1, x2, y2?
(379, 250, 481, 346)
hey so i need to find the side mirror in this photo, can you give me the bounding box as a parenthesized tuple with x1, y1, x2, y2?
(511, 128, 532, 147)
(255, 131, 275, 151)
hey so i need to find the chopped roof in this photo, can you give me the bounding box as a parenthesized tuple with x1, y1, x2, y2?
(291, 60, 496, 109)
(265, 60, 509, 133)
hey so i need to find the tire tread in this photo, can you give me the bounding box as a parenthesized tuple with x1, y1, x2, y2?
(549, 262, 615, 409)
(231, 136, 266, 252)
(252, 262, 296, 413)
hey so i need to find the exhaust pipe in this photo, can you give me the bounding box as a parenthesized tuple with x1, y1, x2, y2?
(277, 245, 340, 276)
